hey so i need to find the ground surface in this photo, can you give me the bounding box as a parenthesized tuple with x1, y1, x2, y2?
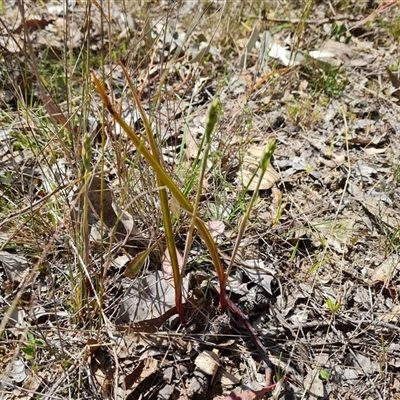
(1, 1, 400, 399)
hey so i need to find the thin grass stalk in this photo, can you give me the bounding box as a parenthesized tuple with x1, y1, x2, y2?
(91, 71, 227, 311)
(81, 133, 92, 317)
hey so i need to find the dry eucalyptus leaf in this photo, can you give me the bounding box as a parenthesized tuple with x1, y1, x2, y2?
(184, 129, 200, 160)
(74, 175, 135, 242)
(309, 218, 356, 254)
(3, 306, 26, 332)
(189, 41, 210, 63)
(240, 145, 280, 191)
(119, 210, 136, 236)
(0, 251, 30, 282)
(304, 369, 324, 400)
(239, 25, 259, 69)
(348, 183, 400, 229)
(242, 266, 275, 295)
(7, 358, 27, 384)
(113, 254, 130, 270)
(349, 352, 377, 374)
(87, 176, 120, 229)
(125, 358, 158, 390)
(194, 350, 219, 377)
(379, 304, 400, 323)
(116, 270, 190, 324)
(205, 220, 225, 238)
(387, 67, 400, 88)
(369, 254, 400, 284)
(363, 147, 387, 155)
(271, 187, 282, 206)
(316, 38, 366, 66)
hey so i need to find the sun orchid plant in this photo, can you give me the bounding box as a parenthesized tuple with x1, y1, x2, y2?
(92, 69, 275, 323)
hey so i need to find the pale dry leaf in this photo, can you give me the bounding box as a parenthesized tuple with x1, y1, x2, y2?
(350, 352, 377, 374)
(389, 87, 400, 99)
(87, 176, 120, 229)
(126, 358, 158, 389)
(119, 210, 136, 237)
(189, 41, 210, 63)
(257, 30, 272, 76)
(194, 350, 219, 377)
(230, 70, 253, 95)
(309, 218, 356, 254)
(316, 39, 359, 66)
(369, 254, 400, 284)
(387, 67, 400, 89)
(31, 307, 69, 326)
(220, 370, 241, 388)
(76, 175, 132, 242)
(0, 35, 22, 53)
(7, 358, 27, 384)
(271, 187, 282, 206)
(184, 129, 200, 160)
(141, 357, 159, 378)
(113, 254, 130, 269)
(0, 251, 30, 283)
(92, 361, 107, 391)
(41, 92, 69, 128)
(303, 369, 324, 400)
(289, 309, 308, 325)
(348, 183, 400, 229)
(240, 145, 280, 191)
(308, 49, 335, 59)
(205, 220, 225, 238)
(0, 128, 12, 158)
(268, 42, 304, 66)
(242, 266, 275, 295)
(116, 271, 190, 324)
(214, 382, 278, 400)
(363, 147, 387, 155)
(161, 248, 185, 287)
(23, 373, 41, 395)
(379, 304, 400, 323)
(3, 306, 26, 332)
(239, 25, 259, 69)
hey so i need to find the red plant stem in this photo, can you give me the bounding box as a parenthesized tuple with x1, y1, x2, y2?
(214, 286, 273, 386)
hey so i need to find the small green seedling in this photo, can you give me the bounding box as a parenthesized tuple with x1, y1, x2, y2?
(319, 369, 331, 381)
(22, 332, 46, 361)
(326, 297, 341, 314)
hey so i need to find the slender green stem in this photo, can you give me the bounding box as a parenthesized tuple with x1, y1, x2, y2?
(226, 141, 276, 279)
